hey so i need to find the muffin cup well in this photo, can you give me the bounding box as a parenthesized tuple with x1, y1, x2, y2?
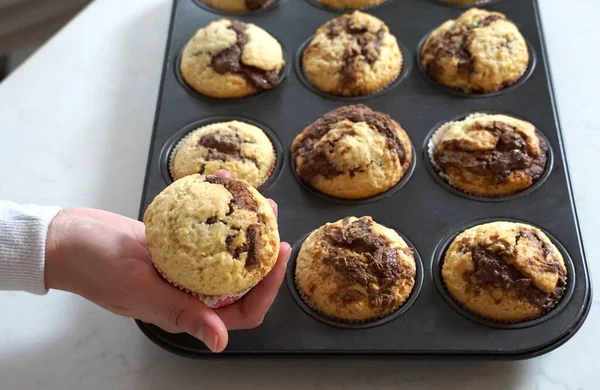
(424, 112, 554, 202)
(303, 0, 395, 12)
(193, 0, 283, 16)
(431, 218, 576, 329)
(160, 117, 284, 191)
(286, 228, 424, 329)
(416, 33, 537, 98)
(295, 35, 411, 101)
(154, 265, 254, 309)
(175, 38, 290, 103)
(168, 121, 278, 188)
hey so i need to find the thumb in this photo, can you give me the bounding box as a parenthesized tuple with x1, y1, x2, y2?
(139, 279, 229, 352)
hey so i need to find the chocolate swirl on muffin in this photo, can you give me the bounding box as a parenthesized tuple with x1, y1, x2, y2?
(442, 221, 567, 322)
(420, 8, 529, 94)
(302, 11, 403, 96)
(180, 19, 285, 99)
(295, 216, 417, 322)
(292, 104, 413, 199)
(431, 113, 547, 197)
(202, 0, 276, 13)
(170, 121, 276, 187)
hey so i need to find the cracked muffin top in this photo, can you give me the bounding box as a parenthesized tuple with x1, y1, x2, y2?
(180, 19, 285, 99)
(144, 174, 280, 296)
(420, 8, 529, 94)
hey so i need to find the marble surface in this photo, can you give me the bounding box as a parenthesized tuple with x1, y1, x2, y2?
(0, 0, 597, 388)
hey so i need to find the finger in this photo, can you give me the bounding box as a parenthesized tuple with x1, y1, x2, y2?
(215, 242, 291, 330)
(136, 276, 229, 352)
(267, 199, 278, 218)
(215, 170, 232, 179)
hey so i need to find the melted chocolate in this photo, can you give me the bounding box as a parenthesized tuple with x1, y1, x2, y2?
(205, 176, 263, 269)
(291, 104, 407, 182)
(210, 20, 280, 90)
(462, 231, 566, 309)
(422, 14, 506, 81)
(433, 121, 547, 184)
(322, 217, 414, 308)
(196, 131, 258, 171)
(324, 17, 385, 83)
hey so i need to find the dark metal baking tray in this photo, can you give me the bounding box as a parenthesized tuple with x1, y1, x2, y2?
(136, 0, 592, 358)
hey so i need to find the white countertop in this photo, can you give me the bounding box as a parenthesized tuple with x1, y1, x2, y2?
(0, 0, 598, 388)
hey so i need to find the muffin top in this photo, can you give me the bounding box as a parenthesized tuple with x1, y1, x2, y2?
(291, 104, 412, 199)
(431, 113, 547, 197)
(171, 121, 276, 187)
(420, 8, 529, 93)
(442, 221, 567, 322)
(295, 216, 416, 321)
(180, 19, 285, 99)
(302, 11, 402, 96)
(441, 0, 491, 4)
(202, 0, 276, 13)
(144, 174, 279, 296)
(316, 0, 388, 9)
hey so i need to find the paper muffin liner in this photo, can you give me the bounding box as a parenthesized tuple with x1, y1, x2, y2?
(294, 273, 412, 324)
(427, 113, 505, 197)
(440, 273, 567, 325)
(168, 125, 277, 186)
(154, 265, 254, 309)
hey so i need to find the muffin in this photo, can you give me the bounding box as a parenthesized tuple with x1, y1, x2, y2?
(143, 174, 280, 307)
(302, 11, 403, 97)
(442, 221, 567, 323)
(430, 113, 548, 197)
(316, 0, 388, 9)
(295, 216, 417, 322)
(170, 121, 276, 187)
(180, 19, 285, 99)
(420, 8, 529, 94)
(202, 0, 276, 13)
(292, 104, 412, 199)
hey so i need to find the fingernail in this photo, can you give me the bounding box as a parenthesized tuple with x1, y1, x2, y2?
(283, 243, 292, 265)
(211, 334, 220, 353)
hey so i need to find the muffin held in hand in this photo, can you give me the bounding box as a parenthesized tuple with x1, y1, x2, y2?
(170, 121, 276, 187)
(202, 0, 276, 13)
(295, 216, 416, 322)
(430, 113, 548, 197)
(316, 0, 388, 9)
(180, 19, 285, 99)
(420, 8, 529, 94)
(442, 221, 567, 323)
(302, 11, 403, 97)
(143, 174, 279, 307)
(292, 104, 412, 199)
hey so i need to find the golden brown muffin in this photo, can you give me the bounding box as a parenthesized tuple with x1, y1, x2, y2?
(295, 216, 417, 322)
(420, 8, 529, 94)
(202, 0, 276, 13)
(316, 0, 388, 9)
(430, 113, 548, 197)
(291, 104, 413, 199)
(144, 174, 280, 297)
(302, 11, 402, 97)
(442, 221, 567, 323)
(170, 121, 276, 187)
(180, 19, 285, 99)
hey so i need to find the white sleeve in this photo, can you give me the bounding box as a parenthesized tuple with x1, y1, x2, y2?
(0, 201, 61, 295)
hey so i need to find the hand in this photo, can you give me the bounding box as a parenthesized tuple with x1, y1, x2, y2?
(45, 171, 292, 353)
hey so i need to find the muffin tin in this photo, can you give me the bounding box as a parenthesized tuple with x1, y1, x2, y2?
(136, 0, 592, 358)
